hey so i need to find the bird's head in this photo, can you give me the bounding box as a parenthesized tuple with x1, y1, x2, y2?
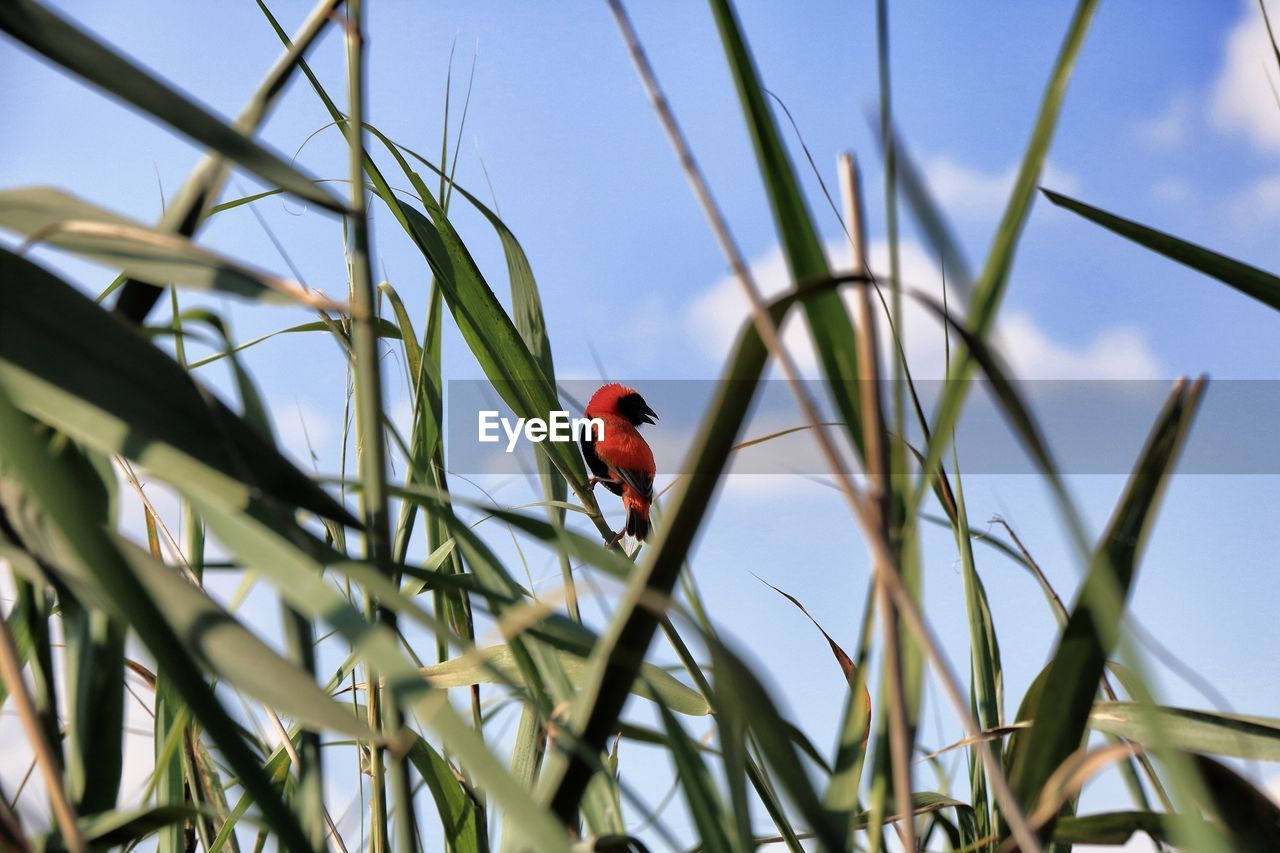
(585, 383, 659, 427)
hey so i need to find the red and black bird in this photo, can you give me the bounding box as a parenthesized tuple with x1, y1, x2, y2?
(580, 384, 658, 544)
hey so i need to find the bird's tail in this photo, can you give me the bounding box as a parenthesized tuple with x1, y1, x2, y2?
(623, 492, 651, 542)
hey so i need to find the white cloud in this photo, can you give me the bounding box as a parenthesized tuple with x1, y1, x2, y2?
(686, 239, 1163, 381)
(1227, 171, 1280, 223)
(1152, 176, 1193, 204)
(1211, 1, 1280, 152)
(1134, 93, 1194, 148)
(923, 155, 1080, 220)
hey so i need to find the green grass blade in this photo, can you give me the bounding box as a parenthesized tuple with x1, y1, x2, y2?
(183, 316, 399, 370)
(1007, 379, 1205, 838)
(59, 595, 125, 815)
(706, 0, 864, 449)
(114, 0, 346, 324)
(653, 700, 733, 853)
(190, 498, 571, 850)
(1044, 188, 1280, 313)
(0, 188, 340, 310)
(0, 0, 345, 216)
(1090, 703, 1280, 761)
(709, 638, 844, 849)
(539, 286, 781, 822)
(0, 385, 312, 851)
(422, 646, 707, 716)
(911, 0, 1099, 522)
(0, 249, 357, 528)
(1189, 754, 1280, 851)
(406, 735, 486, 853)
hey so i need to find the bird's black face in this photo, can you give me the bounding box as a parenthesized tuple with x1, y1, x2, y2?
(615, 392, 659, 427)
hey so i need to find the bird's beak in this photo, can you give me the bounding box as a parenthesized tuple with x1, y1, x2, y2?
(640, 403, 659, 425)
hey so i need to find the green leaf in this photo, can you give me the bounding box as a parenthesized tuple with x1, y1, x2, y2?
(1051, 810, 1180, 846)
(709, 638, 844, 850)
(707, 0, 863, 450)
(1090, 703, 1280, 762)
(60, 595, 125, 815)
(2, 457, 374, 742)
(1008, 379, 1205, 834)
(0, 0, 345, 215)
(654, 700, 733, 853)
(0, 380, 312, 851)
(191, 497, 571, 851)
(406, 735, 486, 853)
(0, 248, 357, 528)
(1191, 754, 1280, 852)
(113, 0, 346, 324)
(186, 317, 401, 370)
(422, 646, 709, 717)
(1043, 188, 1280, 313)
(540, 283, 778, 822)
(911, 0, 1099, 521)
(0, 188, 340, 309)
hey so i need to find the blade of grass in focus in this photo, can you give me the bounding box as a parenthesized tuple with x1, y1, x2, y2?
(909, 0, 1100, 547)
(1044, 188, 1280, 313)
(1007, 379, 1204, 842)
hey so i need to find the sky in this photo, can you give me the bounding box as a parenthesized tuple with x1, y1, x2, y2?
(3, 1, 1280, 849)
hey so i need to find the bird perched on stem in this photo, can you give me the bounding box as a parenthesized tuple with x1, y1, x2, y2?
(580, 383, 658, 546)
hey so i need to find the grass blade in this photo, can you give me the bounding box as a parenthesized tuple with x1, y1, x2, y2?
(1044, 188, 1280, 313)
(0, 0, 345, 215)
(1090, 703, 1280, 761)
(0, 188, 340, 310)
(706, 0, 864, 448)
(114, 0, 346, 323)
(0, 385, 312, 851)
(0, 248, 357, 527)
(421, 646, 708, 717)
(1007, 379, 1205, 839)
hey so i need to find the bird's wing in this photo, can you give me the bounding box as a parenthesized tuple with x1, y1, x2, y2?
(580, 434, 623, 495)
(609, 463, 653, 503)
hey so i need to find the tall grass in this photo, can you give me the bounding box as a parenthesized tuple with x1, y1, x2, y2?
(2, 0, 1280, 851)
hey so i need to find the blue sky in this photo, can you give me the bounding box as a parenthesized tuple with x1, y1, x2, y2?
(4, 0, 1280, 847)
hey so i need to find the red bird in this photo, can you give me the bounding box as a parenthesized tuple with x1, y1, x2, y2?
(581, 383, 658, 544)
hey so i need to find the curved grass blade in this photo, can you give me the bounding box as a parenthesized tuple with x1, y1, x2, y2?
(0, 188, 342, 310)
(1007, 379, 1206, 840)
(191, 497, 572, 850)
(406, 735, 485, 853)
(0, 249, 357, 528)
(1051, 810, 1188, 847)
(0, 385, 313, 851)
(654, 700, 733, 853)
(113, 0, 347, 324)
(0, 0, 345, 216)
(1191, 754, 1280, 851)
(1090, 703, 1280, 762)
(186, 317, 399, 370)
(706, 0, 863, 449)
(708, 638, 844, 850)
(422, 646, 708, 717)
(1043, 188, 1280, 313)
(910, 0, 1100, 525)
(59, 595, 125, 816)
